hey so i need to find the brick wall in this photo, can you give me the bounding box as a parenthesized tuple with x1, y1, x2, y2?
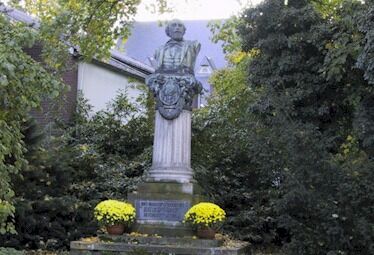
(25, 44, 78, 129)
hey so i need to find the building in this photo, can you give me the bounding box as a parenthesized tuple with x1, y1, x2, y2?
(77, 50, 153, 115)
(1, 4, 153, 128)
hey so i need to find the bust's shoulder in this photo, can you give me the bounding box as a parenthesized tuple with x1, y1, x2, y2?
(157, 40, 200, 50)
(157, 43, 167, 50)
(155, 44, 165, 54)
(184, 40, 200, 47)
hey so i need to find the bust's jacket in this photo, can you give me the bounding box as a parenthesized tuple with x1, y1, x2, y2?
(154, 39, 201, 73)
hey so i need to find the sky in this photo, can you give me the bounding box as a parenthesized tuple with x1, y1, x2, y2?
(1, 0, 264, 21)
(134, 0, 264, 21)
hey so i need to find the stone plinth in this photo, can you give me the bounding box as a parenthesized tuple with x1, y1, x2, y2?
(128, 182, 204, 237)
(129, 109, 204, 236)
(70, 235, 251, 255)
(148, 110, 192, 183)
(99, 234, 223, 247)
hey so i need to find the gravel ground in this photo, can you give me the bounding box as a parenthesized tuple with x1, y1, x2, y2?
(23, 250, 281, 255)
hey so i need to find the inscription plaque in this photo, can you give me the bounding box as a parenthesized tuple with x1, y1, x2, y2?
(136, 200, 191, 222)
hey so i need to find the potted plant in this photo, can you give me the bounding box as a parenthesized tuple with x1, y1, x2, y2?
(94, 199, 136, 235)
(184, 202, 226, 239)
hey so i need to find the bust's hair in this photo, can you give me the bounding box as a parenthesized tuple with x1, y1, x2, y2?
(165, 19, 186, 37)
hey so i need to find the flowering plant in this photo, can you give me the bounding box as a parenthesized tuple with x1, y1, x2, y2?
(94, 200, 136, 226)
(184, 202, 226, 228)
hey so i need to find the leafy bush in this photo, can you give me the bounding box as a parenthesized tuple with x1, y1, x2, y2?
(192, 86, 282, 244)
(0, 13, 65, 234)
(1, 91, 153, 249)
(193, 0, 374, 254)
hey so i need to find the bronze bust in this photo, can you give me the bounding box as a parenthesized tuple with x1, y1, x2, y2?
(146, 19, 202, 120)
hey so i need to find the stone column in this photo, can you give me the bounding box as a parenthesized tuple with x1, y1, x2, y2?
(147, 110, 193, 183)
(128, 109, 203, 237)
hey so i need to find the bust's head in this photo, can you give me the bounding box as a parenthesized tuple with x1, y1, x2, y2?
(165, 19, 186, 41)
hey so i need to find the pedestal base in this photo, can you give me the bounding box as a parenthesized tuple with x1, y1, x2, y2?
(146, 166, 194, 183)
(128, 182, 204, 237)
(70, 234, 251, 255)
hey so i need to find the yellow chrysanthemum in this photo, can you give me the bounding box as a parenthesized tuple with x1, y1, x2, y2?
(94, 199, 136, 226)
(184, 202, 226, 227)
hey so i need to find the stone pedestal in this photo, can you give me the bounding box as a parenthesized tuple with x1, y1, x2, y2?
(128, 182, 204, 236)
(147, 110, 193, 183)
(70, 234, 251, 255)
(129, 109, 204, 236)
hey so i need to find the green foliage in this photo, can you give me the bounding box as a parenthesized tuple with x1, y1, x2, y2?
(65, 91, 153, 200)
(209, 16, 243, 54)
(1, 118, 90, 249)
(193, 62, 279, 243)
(208, 59, 248, 100)
(20, 0, 140, 61)
(194, 0, 374, 254)
(0, 247, 24, 255)
(0, 13, 65, 234)
(72, 91, 153, 160)
(1, 0, 160, 234)
(356, 1, 374, 85)
(16, 0, 171, 63)
(0, 92, 153, 249)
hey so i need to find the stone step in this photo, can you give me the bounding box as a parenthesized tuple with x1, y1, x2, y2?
(98, 234, 223, 247)
(70, 238, 250, 255)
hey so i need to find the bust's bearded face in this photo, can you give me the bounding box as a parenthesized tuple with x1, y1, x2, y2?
(168, 21, 185, 41)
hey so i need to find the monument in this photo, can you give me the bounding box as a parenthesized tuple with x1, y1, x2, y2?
(145, 19, 202, 182)
(70, 19, 250, 254)
(128, 19, 204, 236)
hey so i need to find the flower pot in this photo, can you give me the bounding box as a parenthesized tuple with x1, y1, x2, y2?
(106, 224, 125, 235)
(196, 227, 216, 239)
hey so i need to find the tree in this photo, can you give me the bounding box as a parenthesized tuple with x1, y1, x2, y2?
(192, 58, 282, 244)
(194, 0, 374, 254)
(0, 0, 167, 234)
(0, 92, 154, 249)
(237, 0, 374, 253)
(0, 14, 64, 234)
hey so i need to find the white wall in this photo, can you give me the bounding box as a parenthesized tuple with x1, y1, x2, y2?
(77, 62, 145, 113)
